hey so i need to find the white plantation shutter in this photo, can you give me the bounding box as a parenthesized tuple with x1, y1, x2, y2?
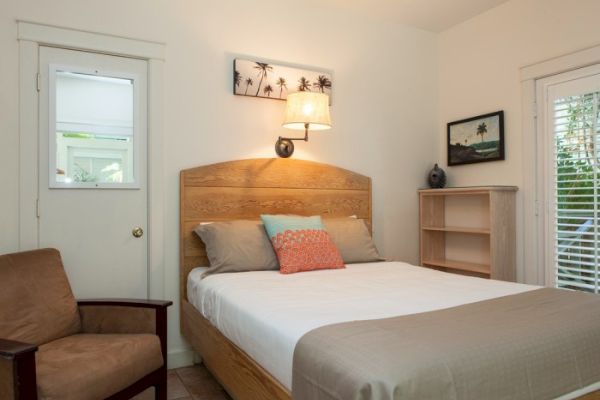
(548, 76, 600, 293)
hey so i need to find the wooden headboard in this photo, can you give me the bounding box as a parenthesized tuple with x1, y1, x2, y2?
(179, 158, 372, 301)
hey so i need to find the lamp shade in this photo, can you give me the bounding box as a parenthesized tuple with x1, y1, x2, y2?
(282, 92, 331, 131)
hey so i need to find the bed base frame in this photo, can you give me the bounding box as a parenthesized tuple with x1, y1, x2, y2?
(179, 158, 600, 400)
(181, 300, 290, 399)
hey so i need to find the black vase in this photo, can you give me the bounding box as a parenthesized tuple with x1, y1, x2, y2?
(428, 164, 446, 189)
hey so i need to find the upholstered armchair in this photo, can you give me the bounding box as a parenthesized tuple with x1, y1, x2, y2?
(0, 248, 172, 400)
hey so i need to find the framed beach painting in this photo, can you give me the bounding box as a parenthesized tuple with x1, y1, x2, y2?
(233, 58, 332, 102)
(447, 110, 505, 166)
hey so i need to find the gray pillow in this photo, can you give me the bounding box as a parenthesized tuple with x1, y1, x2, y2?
(323, 218, 383, 264)
(194, 220, 279, 277)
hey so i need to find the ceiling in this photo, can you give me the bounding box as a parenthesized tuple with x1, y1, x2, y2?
(321, 0, 511, 32)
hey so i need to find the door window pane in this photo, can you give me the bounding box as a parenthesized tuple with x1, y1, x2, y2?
(53, 70, 135, 186)
(552, 91, 600, 293)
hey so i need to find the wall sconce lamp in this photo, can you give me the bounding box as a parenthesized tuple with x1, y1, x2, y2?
(275, 92, 331, 158)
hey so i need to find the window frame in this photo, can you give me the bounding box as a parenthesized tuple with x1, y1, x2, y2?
(48, 63, 142, 189)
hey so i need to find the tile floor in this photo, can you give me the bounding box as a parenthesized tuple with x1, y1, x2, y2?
(132, 364, 232, 400)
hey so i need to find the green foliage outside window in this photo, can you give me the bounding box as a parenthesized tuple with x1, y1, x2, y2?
(555, 93, 599, 292)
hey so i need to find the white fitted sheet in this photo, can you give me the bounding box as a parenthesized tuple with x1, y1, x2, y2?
(187, 261, 540, 390)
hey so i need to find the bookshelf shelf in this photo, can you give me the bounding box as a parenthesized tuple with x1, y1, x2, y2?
(421, 226, 490, 235)
(422, 258, 490, 275)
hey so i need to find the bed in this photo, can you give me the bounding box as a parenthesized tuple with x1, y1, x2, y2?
(179, 158, 600, 400)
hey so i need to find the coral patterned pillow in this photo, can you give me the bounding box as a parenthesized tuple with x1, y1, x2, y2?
(260, 215, 345, 274)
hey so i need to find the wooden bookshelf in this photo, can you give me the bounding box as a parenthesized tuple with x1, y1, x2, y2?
(419, 186, 517, 281)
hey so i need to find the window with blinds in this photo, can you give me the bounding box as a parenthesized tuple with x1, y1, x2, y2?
(552, 89, 600, 293)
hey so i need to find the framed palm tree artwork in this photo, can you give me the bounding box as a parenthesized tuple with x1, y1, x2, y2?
(447, 110, 505, 166)
(233, 58, 333, 102)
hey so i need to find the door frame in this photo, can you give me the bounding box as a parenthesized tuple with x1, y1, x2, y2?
(536, 65, 600, 287)
(17, 21, 166, 300)
(520, 43, 600, 286)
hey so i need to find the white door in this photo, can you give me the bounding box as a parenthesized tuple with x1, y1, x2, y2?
(38, 46, 148, 299)
(541, 65, 600, 293)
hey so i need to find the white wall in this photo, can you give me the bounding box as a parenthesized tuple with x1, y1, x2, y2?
(437, 0, 600, 283)
(0, 0, 438, 365)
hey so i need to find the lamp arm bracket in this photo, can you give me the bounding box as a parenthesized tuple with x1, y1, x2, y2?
(279, 123, 309, 142)
(275, 123, 310, 158)
(278, 134, 308, 142)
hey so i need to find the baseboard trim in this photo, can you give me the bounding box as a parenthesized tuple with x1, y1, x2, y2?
(167, 348, 196, 369)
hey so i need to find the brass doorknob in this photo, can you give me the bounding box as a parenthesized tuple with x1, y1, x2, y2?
(132, 227, 144, 238)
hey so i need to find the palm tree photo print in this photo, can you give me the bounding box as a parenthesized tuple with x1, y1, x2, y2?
(447, 111, 504, 166)
(233, 58, 332, 102)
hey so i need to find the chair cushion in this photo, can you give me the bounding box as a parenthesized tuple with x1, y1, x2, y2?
(36, 333, 163, 400)
(0, 248, 81, 345)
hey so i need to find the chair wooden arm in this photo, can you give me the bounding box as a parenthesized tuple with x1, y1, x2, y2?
(77, 299, 172, 360)
(77, 299, 172, 309)
(0, 339, 38, 359)
(0, 339, 38, 400)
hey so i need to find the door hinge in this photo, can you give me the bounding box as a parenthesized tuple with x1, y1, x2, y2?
(532, 102, 537, 118)
(36, 199, 40, 218)
(36, 73, 41, 92)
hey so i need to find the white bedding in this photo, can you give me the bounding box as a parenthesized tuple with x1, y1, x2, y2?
(187, 261, 538, 390)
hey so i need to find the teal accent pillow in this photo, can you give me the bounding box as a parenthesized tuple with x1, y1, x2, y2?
(261, 215, 323, 238)
(260, 215, 344, 274)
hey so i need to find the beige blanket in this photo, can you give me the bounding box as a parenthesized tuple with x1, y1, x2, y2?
(292, 288, 600, 400)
